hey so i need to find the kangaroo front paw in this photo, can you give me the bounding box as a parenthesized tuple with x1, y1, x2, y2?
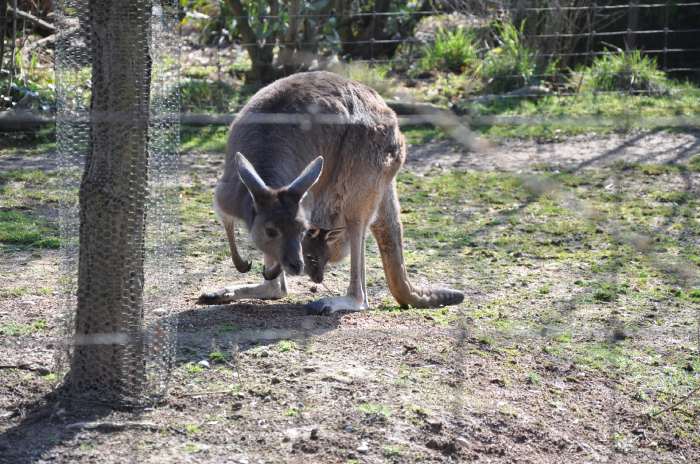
(197, 288, 232, 305)
(306, 296, 368, 315)
(198, 281, 286, 305)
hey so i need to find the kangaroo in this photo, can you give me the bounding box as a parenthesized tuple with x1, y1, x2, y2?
(302, 227, 347, 284)
(199, 71, 464, 313)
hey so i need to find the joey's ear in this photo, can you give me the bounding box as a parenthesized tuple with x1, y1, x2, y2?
(287, 156, 324, 200)
(325, 228, 345, 245)
(236, 152, 270, 202)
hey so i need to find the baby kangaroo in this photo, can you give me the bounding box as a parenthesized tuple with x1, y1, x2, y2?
(199, 71, 463, 313)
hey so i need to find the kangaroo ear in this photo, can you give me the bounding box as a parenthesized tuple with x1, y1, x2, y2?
(287, 156, 324, 200)
(236, 152, 270, 202)
(326, 228, 345, 245)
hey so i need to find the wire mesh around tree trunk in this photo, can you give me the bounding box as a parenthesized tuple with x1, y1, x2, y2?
(53, 0, 181, 407)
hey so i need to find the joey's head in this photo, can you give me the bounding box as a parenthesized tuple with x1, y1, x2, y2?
(302, 227, 346, 283)
(236, 152, 323, 276)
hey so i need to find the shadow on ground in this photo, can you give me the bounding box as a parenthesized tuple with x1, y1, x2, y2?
(0, 302, 342, 463)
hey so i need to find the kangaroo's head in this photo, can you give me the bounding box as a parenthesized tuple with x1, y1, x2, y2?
(302, 227, 347, 283)
(236, 152, 323, 276)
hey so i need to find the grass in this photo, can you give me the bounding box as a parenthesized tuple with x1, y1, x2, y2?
(180, 126, 229, 153)
(0, 320, 48, 336)
(0, 287, 29, 299)
(184, 363, 205, 375)
(482, 21, 537, 94)
(0, 211, 60, 249)
(276, 340, 297, 353)
(402, 126, 445, 145)
(208, 351, 227, 363)
(575, 49, 671, 95)
(0, 126, 55, 156)
(329, 62, 395, 99)
(464, 85, 700, 138)
(178, 79, 257, 113)
(1, 100, 699, 459)
(357, 402, 392, 418)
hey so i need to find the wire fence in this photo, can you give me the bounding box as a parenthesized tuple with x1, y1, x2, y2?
(0, 2, 699, 461)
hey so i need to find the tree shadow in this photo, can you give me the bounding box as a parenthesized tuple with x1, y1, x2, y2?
(0, 301, 343, 463)
(0, 386, 114, 464)
(173, 302, 344, 365)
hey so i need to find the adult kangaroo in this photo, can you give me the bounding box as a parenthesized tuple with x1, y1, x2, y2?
(200, 71, 464, 313)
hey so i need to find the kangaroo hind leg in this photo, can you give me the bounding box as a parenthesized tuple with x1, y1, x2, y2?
(370, 182, 464, 308)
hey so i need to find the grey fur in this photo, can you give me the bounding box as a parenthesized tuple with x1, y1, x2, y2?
(206, 71, 464, 311)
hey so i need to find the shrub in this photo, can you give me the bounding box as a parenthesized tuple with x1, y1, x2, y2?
(575, 50, 671, 95)
(416, 27, 479, 75)
(482, 21, 536, 94)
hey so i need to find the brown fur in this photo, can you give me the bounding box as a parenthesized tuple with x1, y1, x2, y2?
(207, 71, 463, 310)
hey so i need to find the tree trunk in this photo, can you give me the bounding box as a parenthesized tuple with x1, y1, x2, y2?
(69, 0, 152, 403)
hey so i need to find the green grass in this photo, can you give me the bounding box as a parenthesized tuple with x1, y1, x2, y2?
(276, 340, 297, 353)
(0, 319, 48, 336)
(382, 444, 404, 458)
(357, 402, 392, 418)
(0, 287, 28, 298)
(330, 63, 395, 99)
(0, 169, 50, 184)
(178, 79, 257, 113)
(482, 21, 536, 94)
(184, 363, 205, 375)
(464, 86, 700, 138)
(0, 211, 60, 249)
(0, 126, 55, 156)
(184, 424, 201, 435)
(208, 351, 227, 363)
(402, 126, 445, 145)
(181, 126, 229, 153)
(575, 49, 671, 95)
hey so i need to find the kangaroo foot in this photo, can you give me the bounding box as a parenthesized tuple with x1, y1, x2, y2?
(306, 296, 368, 315)
(198, 281, 287, 305)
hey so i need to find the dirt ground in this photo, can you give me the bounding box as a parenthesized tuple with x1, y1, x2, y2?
(1, 129, 699, 463)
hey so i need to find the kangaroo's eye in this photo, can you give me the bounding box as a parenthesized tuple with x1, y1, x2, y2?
(265, 227, 279, 238)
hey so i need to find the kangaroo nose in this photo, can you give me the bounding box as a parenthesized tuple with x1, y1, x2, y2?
(284, 260, 303, 276)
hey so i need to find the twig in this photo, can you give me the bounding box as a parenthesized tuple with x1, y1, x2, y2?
(0, 363, 51, 375)
(66, 421, 161, 431)
(7, 6, 55, 34)
(173, 389, 238, 397)
(649, 384, 700, 417)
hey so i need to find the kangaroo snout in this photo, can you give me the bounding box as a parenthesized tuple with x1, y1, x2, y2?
(283, 258, 303, 276)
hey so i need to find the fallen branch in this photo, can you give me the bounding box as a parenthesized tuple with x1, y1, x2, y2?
(7, 6, 55, 34)
(0, 363, 51, 375)
(66, 421, 161, 432)
(173, 389, 238, 397)
(650, 385, 700, 417)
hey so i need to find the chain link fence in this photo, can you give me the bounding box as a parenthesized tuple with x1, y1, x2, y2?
(0, 0, 698, 458)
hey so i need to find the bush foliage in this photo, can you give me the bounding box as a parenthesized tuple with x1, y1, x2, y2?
(575, 50, 672, 95)
(481, 21, 537, 93)
(416, 27, 479, 75)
